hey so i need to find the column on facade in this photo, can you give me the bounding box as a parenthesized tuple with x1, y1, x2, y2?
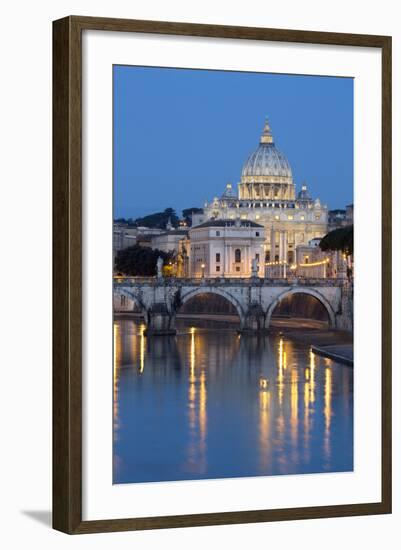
(278, 230, 283, 265)
(270, 228, 275, 262)
(282, 231, 287, 278)
(224, 243, 229, 277)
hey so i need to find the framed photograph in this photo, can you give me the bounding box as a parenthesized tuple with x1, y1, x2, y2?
(53, 16, 392, 534)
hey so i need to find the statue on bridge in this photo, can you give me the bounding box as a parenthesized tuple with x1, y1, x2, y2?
(156, 256, 164, 279)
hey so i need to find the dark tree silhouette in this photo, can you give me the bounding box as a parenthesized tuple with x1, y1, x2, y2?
(319, 225, 353, 255)
(182, 207, 203, 226)
(115, 245, 173, 276)
(133, 208, 179, 229)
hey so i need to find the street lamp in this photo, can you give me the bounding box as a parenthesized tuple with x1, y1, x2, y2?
(201, 263, 205, 278)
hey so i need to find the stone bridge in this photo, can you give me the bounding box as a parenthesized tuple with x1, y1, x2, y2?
(114, 276, 353, 335)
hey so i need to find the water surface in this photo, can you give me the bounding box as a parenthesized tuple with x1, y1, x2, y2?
(113, 318, 353, 483)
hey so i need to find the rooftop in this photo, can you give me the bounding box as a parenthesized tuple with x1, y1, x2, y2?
(155, 229, 189, 236)
(192, 219, 264, 229)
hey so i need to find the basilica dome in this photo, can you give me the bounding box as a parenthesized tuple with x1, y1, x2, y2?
(241, 119, 292, 180)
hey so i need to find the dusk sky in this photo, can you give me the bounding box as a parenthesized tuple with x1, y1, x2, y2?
(113, 65, 353, 220)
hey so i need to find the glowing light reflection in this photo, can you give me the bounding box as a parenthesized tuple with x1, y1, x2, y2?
(113, 323, 121, 432)
(290, 368, 299, 446)
(309, 349, 316, 404)
(186, 328, 208, 474)
(139, 323, 146, 374)
(259, 385, 271, 469)
(277, 338, 284, 405)
(324, 366, 333, 463)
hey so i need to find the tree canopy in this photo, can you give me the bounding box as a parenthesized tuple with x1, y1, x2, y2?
(115, 245, 173, 277)
(114, 217, 136, 227)
(133, 208, 179, 229)
(319, 225, 353, 255)
(115, 206, 206, 228)
(182, 207, 203, 226)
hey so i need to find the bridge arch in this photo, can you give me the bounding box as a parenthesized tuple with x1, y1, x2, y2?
(179, 287, 246, 326)
(114, 288, 148, 320)
(265, 287, 336, 329)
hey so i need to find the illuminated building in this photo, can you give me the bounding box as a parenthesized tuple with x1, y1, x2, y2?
(192, 118, 329, 269)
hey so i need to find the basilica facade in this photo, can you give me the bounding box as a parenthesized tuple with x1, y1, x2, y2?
(191, 118, 328, 269)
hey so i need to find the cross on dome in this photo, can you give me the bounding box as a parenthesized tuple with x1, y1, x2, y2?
(260, 116, 274, 144)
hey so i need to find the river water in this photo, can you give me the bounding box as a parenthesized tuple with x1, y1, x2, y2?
(113, 318, 353, 484)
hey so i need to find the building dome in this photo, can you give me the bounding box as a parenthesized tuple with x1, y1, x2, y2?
(241, 119, 292, 180)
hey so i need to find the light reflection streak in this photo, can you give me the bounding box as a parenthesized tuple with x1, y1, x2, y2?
(139, 323, 146, 374)
(188, 328, 196, 433)
(199, 371, 207, 457)
(259, 386, 271, 470)
(309, 349, 316, 404)
(303, 379, 311, 459)
(275, 337, 287, 473)
(278, 338, 284, 405)
(190, 327, 195, 377)
(290, 368, 299, 449)
(186, 328, 208, 473)
(113, 323, 121, 432)
(324, 366, 332, 464)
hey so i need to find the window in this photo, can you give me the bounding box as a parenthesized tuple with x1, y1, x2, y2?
(275, 215, 279, 220)
(256, 231, 260, 236)
(216, 266, 221, 272)
(300, 215, 305, 221)
(288, 215, 293, 220)
(216, 253, 221, 263)
(216, 231, 220, 236)
(304, 255, 309, 264)
(288, 251, 294, 264)
(236, 266, 241, 272)
(265, 251, 271, 262)
(275, 254, 279, 262)
(235, 249, 241, 263)
(255, 254, 260, 262)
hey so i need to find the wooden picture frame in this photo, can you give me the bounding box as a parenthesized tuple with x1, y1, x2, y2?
(53, 15, 392, 534)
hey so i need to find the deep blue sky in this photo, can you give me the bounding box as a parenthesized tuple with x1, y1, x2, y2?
(114, 65, 353, 219)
